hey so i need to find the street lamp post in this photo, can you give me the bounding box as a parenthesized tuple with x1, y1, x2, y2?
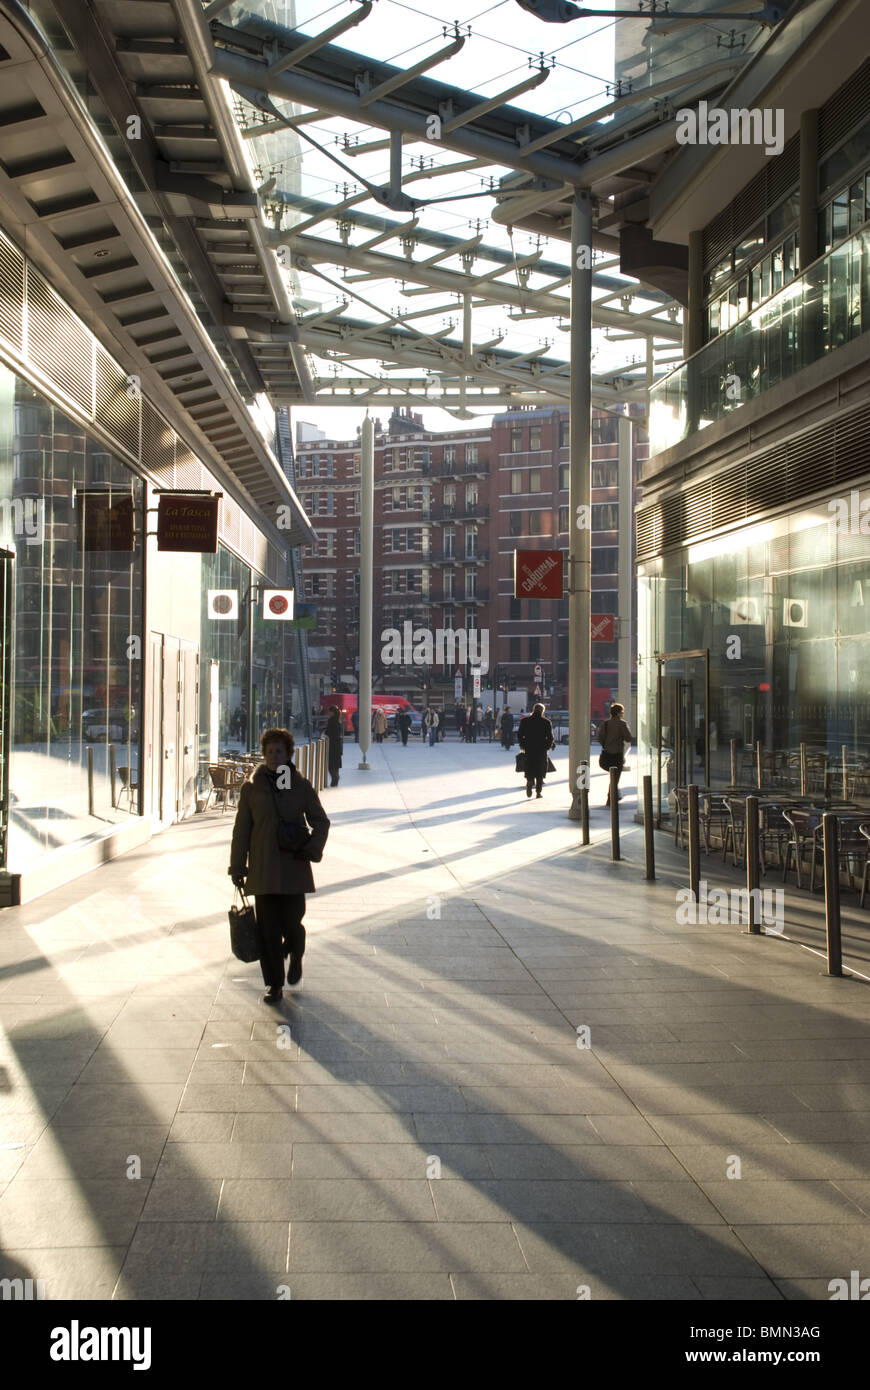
(358, 415, 373, 770)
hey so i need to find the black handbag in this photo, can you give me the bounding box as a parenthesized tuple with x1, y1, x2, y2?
(269, 777, 311, 854)
(546, 756, 557, 773)
(515, 751, 527, 774)
(228, 887, 259, 963)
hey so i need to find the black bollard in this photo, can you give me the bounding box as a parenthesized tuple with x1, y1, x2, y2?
(609, 766, 620, 861)
(823, 814, 842, 977)
(581, 787, 589, 846)
(688, 784, 701, 904)
(643, 774, 655, 880)
(745, 795, 760, 934)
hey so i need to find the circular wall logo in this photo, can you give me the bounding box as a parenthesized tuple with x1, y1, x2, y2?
(268, 594, 289, 616)
(212, 594, 233, 615)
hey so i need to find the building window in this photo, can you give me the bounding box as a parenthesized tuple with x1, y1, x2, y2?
(592, 462, 617, 488)
(510, 427, 523, 452)
(351, 530, 360, 556)
(509, 597, 521, 620)
(510, 471, 523, 494)
(591, 416, 618, 445)
(509, 511, 522, 537)
(528, 511, 541, 535)
(558, 464, 569, 490)
(466, 443, 478, 465)
(443, 525, 455, 558)
(559, 417, 569, 448)
(593, 503, 618, 530)
(558, 505, 568, 532)
(529, 425, 542, 450)
(509, 637, 521, 662)
(444, 568, 455, 598)
(465, 526, 478, 559)
(591, 546, 618, 574)
(384, 449, 393, 472)
(350, 491, 359, 514)
(444, 444, 456, 465)
(529, 469, 542, 492)
(528, 599, 540, 620)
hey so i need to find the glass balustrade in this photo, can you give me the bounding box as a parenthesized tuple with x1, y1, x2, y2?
(650, 226, 870, 455)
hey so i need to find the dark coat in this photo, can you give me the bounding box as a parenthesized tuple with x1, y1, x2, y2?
(230, 763, 330, 895)
(325, 713, 343, 773)
(517, 712, 555, 780)
(500, 710, 514, 731)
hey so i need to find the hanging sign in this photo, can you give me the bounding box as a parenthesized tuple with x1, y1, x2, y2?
(76, 492, 135, 552)
(208, 589, 238, 620)
(157, 493, 219, 552)
(262, 589, 295, 620)
(514, 549, 563, 598)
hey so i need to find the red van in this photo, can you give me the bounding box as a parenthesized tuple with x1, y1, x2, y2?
(319, 693, 416, 734)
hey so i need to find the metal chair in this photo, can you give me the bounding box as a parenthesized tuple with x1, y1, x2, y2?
(116, 766, 138, 810)
(808, 815, 868, 894)
(858, 825, 870, 907)
(205, 763, 244, 812)
(782, 808, 823, 888)
(723, 796, 747, 867)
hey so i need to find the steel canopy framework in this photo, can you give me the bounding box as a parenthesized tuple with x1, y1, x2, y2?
(181, 0, 775, 412)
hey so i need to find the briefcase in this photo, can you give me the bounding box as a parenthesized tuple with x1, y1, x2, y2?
(229, 887, 259, 963)
(515, 752, 527, 774)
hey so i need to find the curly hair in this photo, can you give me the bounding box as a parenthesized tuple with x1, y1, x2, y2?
(260, 726, 295, 758)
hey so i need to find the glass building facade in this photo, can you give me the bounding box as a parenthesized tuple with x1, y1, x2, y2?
(0, 366, 144, 871)
(638, 490, 870, 815)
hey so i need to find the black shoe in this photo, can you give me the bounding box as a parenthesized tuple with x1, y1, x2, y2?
(287, 955, 303, 986)
(263, 987, 282, 1004)
(536, 792, 542, 798)
(526, 786, 532, 798)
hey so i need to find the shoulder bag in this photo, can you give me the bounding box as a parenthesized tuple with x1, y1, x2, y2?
(268, 775, 311, 854)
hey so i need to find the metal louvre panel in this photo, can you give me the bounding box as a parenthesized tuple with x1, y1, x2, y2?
(0, 230, 23, 353)
(834, 404, 870, 485)
(818, 58, 870, 160)
(251, 530, 268, 577)
(635, 506, 661, 559)
(95, 345, 139, 459)
(239, 511, 254, 562)
(660, 496, 681, 549)
(710, 465, 746, 530)
(767, 133, 799, 205)
(26, 264, 93, 415)
(174, 446, 203, 491)
(786, 429, 831, 496)
(220, 495, 240, 549)
(141, 396, 175, 477)
(745, 445, 787, 515)
(681, 478, 712, 537)
(731, 170, 766, 248)
(704, 206, 732, 271)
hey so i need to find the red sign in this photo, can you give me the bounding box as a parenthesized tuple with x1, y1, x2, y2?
(157, 494, 219, 552)
(513, 549, 563, 599)
(591, 613, 615, 642)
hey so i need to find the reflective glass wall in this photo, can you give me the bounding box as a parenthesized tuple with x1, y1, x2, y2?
(0, 367, 144, 870)
(638, 489, 870, 802)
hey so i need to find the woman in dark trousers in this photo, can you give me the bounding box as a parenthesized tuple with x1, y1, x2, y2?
(500, 707, 514, 750)
(324, 705, 343, 786)
(596, 701, 635, 805)
(229, 727, 330, 1004)
(517, 703, 555, 798)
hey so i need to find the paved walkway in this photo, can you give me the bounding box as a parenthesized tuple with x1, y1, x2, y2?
(1, 740, 870, 1300)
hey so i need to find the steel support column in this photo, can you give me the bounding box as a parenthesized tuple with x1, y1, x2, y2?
(358, 415, 374, 770)
(568, 189, 592, 820)
(617, 408, 632, 732)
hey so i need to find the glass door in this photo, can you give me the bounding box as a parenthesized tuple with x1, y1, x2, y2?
(656, 650, 710, 822)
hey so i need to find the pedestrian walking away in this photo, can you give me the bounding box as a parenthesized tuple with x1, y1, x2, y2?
(465, 704, 477, 743)
(324, 705, 343, 786)
(397, 709, 412, 746)
(351, 708, 359, 742)
(423, 706, 440, 746)
(517, 703, 555, 799)
(500, 707, 514, 750)
(483, 706, 494, 741)
(596, 702, 635, 805)
(229, 727, 330, 1004)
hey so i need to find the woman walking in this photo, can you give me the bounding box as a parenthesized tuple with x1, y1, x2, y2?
(324, 705, 343, 786)
(372, 707, 388, 743)
(596, 701, 635, 805)
(229, 727, 329, 1004)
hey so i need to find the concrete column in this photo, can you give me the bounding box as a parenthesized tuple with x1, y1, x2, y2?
(358, 415, 373, 769)
(799, 109, 818, 271)
(685, 230, 704, 358)
(618, 409, 633, 733)
(568, 190, 592, 820)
